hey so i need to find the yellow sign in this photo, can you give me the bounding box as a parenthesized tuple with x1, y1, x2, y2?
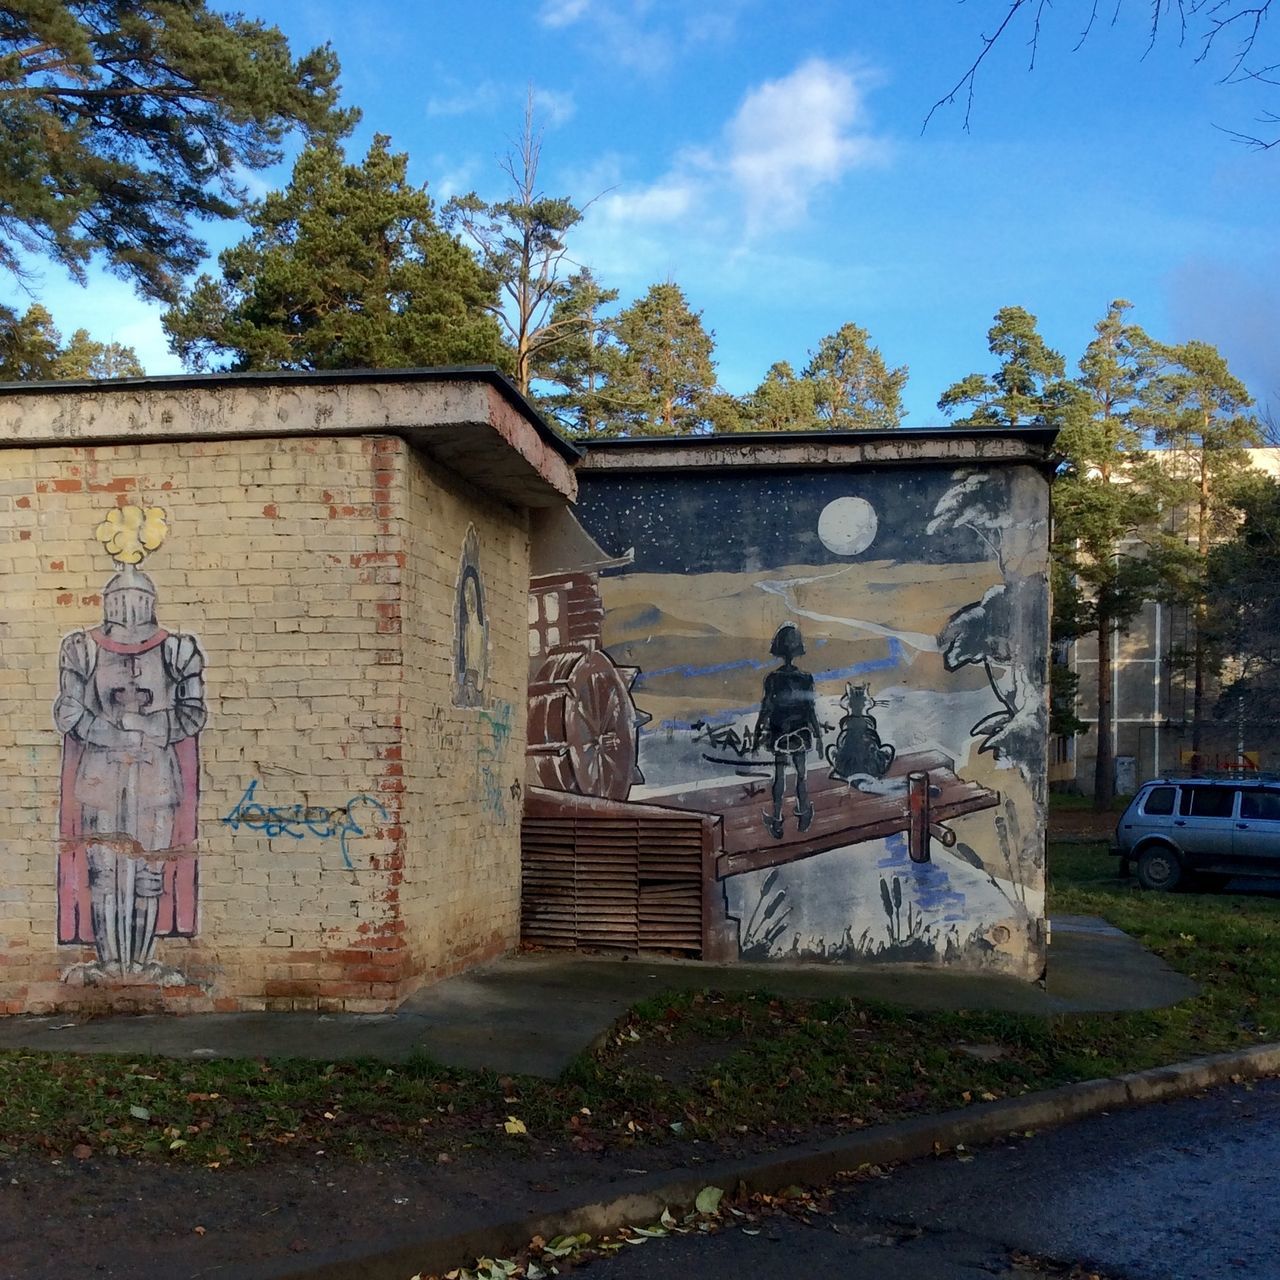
(1179, 750, 1259, 771)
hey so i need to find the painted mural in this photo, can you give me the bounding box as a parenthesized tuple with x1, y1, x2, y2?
(521, 466, 1049, 976)
(453, 525, 490, 708)
(53, 507, 207, 985)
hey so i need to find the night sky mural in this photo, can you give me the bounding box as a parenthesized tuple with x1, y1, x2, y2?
(545, 463, 1052, 977)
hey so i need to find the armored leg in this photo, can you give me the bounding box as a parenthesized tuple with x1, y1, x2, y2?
(131, 861, 165, 970)
(86, 844, 122, 973)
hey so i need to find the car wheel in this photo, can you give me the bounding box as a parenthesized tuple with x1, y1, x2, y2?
(1136, 845, 1182, 892)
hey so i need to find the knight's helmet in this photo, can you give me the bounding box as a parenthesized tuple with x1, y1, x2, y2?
(102, 563, 158, 628)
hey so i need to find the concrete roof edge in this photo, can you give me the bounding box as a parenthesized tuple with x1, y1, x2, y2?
(0, 365, 584, 464)
(580, 425, 1060, 450)
(576, 426, 1061, 473)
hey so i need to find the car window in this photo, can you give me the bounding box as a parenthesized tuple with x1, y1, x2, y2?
(1142, 786, 1176, 816)
(1178, 785, 1238, 819)
(1240, 791, 1280, 822)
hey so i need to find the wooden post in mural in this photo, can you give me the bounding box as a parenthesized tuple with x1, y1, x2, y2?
(907, 771, 930, 863)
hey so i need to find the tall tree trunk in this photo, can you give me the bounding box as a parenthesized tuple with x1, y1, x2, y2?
(1190, 448, 1211, 762)
(1094, 603, 1115, 810)
(1191, 618, 1205, 763)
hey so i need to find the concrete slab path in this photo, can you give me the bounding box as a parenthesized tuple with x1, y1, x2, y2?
(0, 916, 1196, 1079)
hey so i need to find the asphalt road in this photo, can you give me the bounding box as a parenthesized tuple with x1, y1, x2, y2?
(586, 1078, 1280, 1280)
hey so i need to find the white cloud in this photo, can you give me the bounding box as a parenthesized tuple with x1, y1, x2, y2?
(537, 0, 747, 76)
(426, 81, 503, 118)
(539, 0, 592, 28)
(532, 87, 577, 128)
(725, 59, 886, 230)
(579, 56, 887, 267)
(595, 173, 700, 227)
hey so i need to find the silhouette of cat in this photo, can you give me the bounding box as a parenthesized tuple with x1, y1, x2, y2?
(827, 682, 896, 781)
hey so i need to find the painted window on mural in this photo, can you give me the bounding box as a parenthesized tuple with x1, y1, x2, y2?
(528, 586, 568, 659)
(53, 506, 206, 987)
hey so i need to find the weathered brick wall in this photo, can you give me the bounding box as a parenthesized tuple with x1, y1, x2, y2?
(0, 434, 501, 1013)
(398, 449, 529, 992)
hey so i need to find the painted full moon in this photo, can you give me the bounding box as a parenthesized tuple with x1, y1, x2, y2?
(818, 496, 878, 556)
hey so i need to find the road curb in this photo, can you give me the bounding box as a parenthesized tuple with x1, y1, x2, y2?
(279, 1042, 1280, 1280)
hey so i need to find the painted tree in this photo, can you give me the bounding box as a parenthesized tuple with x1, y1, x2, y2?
(444, 96, 584, 396)
(0, 1, 351, 302)
(802, 322, 908, 430)
(927, 470, 1048, 778)
(1053, 300, 1173, 807)
(1144, 340, 1260, 759)
(162, 136, 505, 372)
(608, 282, 718, 436)
(938, 306, 1070, 427)
(0, 304, 142, 380)
(534, 268, 622, 438)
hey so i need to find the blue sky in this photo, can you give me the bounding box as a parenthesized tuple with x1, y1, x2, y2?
(9, 0, 1279, 422)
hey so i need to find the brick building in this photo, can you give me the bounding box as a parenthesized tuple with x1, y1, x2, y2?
(0, 370, 575, 1013)
(0, 372, 1056, 1013)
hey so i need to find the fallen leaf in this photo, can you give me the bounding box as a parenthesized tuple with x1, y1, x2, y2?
(129, 1106, 150, 1121)
(695, 1186, 725, 1215)
(503, 1117, 528, 1136)
(72, 1144, 93, 1160)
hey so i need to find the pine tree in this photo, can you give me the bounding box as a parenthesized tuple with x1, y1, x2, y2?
(609, 282, 717, 436)
(1053, 301, 1171, 808)
(802, 322, 907, 429)
(444, 96, 583, 397)
(1146, 340, 1260, 760)
(534, 269, 622, 438)
(738, 361, 819, 432)
(162, 137, 504, 372)
(0, 1, 352, 301)
(938, 306, 1069, 426)
(0, 304, 142, 380)
(1206, 474, 1280, 739)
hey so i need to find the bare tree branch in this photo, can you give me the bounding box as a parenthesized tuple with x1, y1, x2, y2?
(929, 0, 1279, 148)
(924, 0, 1031, 133)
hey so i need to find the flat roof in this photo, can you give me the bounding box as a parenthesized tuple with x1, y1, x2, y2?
(0, 365, 580, 507)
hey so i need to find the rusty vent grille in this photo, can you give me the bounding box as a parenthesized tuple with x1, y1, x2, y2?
(522, 809, 707, 956)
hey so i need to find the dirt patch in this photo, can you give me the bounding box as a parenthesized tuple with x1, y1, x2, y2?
(614, 1034, 747, 1087)
(1048, 809, 1118, 841)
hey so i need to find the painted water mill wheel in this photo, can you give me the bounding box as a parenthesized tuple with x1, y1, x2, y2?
(526, 647, 651, 800)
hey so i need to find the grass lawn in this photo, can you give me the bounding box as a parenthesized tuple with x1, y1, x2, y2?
(2, 843, 1278, 1168)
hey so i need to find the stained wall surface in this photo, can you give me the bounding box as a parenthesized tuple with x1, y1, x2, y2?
(398, 446, 529, 988)
(0, 432, 529, 1013)
(570, 463, 1051, 979)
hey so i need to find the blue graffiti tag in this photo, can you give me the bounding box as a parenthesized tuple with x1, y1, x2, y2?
(476, 700, 514, 820)
(220, 780, 389, 869)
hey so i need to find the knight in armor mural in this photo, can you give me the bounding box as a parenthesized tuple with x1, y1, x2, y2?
(53, 506, 206, 984)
